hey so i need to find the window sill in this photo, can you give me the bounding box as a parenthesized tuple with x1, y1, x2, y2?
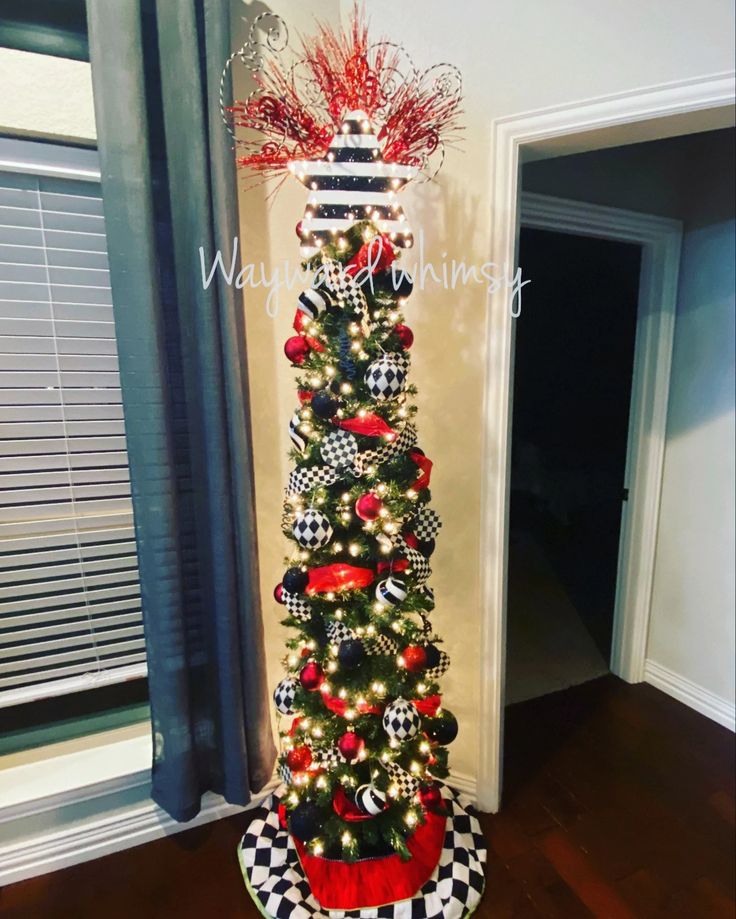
(0, 722, 152, 823)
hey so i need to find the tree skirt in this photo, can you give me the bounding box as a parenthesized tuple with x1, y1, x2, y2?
(238, 784, 487, 919)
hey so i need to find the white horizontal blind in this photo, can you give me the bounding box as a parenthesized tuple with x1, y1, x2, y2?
(0, 149, 147, 707)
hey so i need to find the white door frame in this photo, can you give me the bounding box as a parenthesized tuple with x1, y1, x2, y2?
(476, 73, 736, 813)
(519, 191, 682, 682)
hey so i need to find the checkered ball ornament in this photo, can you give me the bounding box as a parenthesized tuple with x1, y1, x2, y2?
(292, 507, 333, 549)
(365, 354, 407, 401)
(382, 697, 421, 741)
(273, 677, 299, 716)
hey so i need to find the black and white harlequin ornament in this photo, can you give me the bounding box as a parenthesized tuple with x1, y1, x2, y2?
(297, 287, 331, 320)
(273, 677, 299, 715)
(383, 698, 421, 740)
(288, 412, 307, 452)
(281, 589, 311, 622)
(320, 429, 359, 468)
(355, 783, 387, 816)
(376, 576, 407, 606)
(290, 110, 418, 257)
(292, 507, 333, 549)
(365, 354, 407, 401)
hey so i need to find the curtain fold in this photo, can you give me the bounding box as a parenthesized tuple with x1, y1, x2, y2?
(85, 0, 276, 822)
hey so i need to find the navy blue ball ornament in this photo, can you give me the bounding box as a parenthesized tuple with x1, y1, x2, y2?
(418, 538, 436, 558)
(311, 391, 340, 419)
(424, 709, 459, 745)
(289, 801, 325, 842)
(283, 567, 309, 594)
(337, 638, 365, 669)
(424, 643, 442, 670)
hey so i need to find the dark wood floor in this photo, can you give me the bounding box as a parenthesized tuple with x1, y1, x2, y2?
(2, 676, 734, 918)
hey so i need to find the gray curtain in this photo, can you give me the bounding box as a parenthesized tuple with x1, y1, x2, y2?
(85, 0, 276, 821)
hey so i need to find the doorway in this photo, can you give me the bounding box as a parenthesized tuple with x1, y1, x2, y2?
(505, 228, 641, 705)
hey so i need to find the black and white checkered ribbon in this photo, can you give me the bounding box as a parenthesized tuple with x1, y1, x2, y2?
(278, 761, 293, 786)
(363, 632, 400, 656)
(282, 590, 312, 622)
(382, 759, 421, 799)
(286, 423, 417, 496)
(410, 506, 442, 541)
(425, 650, 451, 681)
(326, 619, 354, 644)
(393, 534, 432, 586)
(322, 258, 371, 332)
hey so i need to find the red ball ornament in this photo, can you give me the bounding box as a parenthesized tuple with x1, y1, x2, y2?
(355, 492, 384, 521)
(418, 783, 443, 809)
(337, 731, 366, 764)
(274, 583, 285, 604)
(394, 324, 414, 349)
(299, 661, 325, 692)
(287, 744, 313, 773)
(284, 335, 310, 365)
(295, 220, 304, 239)
(402, 645, 428, 673)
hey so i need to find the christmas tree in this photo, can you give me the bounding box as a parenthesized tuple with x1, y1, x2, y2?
(227, 8, 485, 915)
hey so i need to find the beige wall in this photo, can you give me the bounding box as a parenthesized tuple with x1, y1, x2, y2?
(0, 48, 96, 142)
(234, 0, 735, 783)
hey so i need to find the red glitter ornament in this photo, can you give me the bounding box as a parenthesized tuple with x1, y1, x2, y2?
(337, 731, 366, 764)
(355, 492, 383, 521)
(394, 324, 414, 349)
(287, 744, 313, 772)
(299, 661, 325, 692)
(285, 335, 310, 365)
(418, 783, 443, 809)
(402, 645, 427, 673)
(274, 583, 285, 604)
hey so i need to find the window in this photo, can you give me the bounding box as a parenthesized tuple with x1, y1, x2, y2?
(0, 137, 147, 709)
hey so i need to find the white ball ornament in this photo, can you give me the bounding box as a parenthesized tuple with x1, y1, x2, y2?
(382, 698, 421, 741)
(273, 677, 299, 715)
(364, 354, 407, 401)
(292, 507, 333, 549)
(375, 576, 407, 606)
(355, 783, 387, 816)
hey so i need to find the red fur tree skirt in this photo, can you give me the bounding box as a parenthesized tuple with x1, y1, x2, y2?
(293, 807, 445, 910)
(238, 784, 487, 918)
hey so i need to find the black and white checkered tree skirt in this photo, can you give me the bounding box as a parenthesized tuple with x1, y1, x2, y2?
(238, 784, 486, 919)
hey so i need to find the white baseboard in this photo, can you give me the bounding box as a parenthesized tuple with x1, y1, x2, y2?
(0, 779, 279, 888)
(644, 659, 735, 731)
(447, 771, 477, 802)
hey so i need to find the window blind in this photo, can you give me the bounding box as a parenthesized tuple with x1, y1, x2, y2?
(0, 145, 147, 707)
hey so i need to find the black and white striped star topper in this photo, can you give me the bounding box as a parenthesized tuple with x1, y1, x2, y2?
(289, 109, 418, 257)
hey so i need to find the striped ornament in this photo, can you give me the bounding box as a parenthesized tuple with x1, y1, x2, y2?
(355, 783, 387, 816)
(297, 287, 331, 320)
(290, 110, 418, 256)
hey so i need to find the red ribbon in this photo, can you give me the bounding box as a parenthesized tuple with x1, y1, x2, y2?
(414, 695, 442, 718)
(306, 563, 375, 594)
(345, 233, 396, 278)
(334, 413, 397, 439)
(376, 558, 409, 576)
(409, 450, 433, 490)
(332, 784, 376, 822)
(321, 688, 382, 717)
